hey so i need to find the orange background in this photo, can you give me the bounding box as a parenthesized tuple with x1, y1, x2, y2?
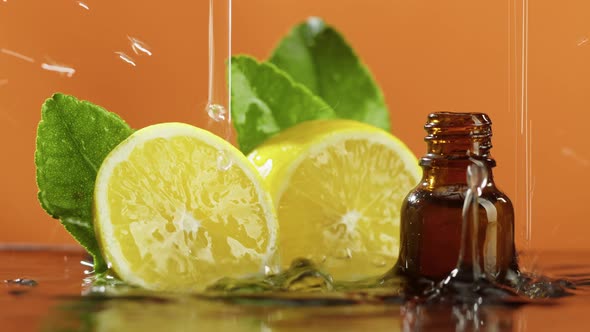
(0, 0, 588, 252)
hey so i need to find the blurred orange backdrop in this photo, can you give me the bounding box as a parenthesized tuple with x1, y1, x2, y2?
(0, 0, 588, 252)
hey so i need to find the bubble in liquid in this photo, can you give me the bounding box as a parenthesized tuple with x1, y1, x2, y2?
(115, 51, 136, 67)
(41, 62, 76, 77)
(206, 104, 227, 122)
(128, 36, 153, 56)
(216, 150, 233, 171)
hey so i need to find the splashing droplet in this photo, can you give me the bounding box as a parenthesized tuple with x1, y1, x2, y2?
(206, 103, 226, 122)
(115, 52, 136, 67)
(41, 62, 76, 77)
(577, 36, 589, 47)
(4, 278, 38, 287)
(216, 150, 232, 171)
(0, 48, 35, 63)
(128, 36, 152, 56)
(76, 1, 89, 10)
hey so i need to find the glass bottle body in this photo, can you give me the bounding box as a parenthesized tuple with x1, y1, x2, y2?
(397, 163, 517, 281)
(395, 112, 518, 282)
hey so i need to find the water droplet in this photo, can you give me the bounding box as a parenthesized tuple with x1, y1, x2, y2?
(41, 62, 76, 77)
(0, 48, 35, 63)
(206, 103, 226, 122)
(216, 150, 232, 171)
(128, 36, 152, 56)
(333, 247, 353, 259)
(371, 255, 389, 268)
(76, 1, 90, 10)
(115, 51, 136, 66)
(466, 160, 488, 189)
(306, 16, 325, 35)
(80, 260, 93, 268)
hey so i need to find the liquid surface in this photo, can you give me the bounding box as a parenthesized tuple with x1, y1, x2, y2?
(2, 246, 590, 331)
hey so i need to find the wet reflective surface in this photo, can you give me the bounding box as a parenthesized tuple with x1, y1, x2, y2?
(2, 247, 590, 331)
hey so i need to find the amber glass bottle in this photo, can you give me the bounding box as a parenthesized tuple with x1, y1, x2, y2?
(395, 112, 518, 282)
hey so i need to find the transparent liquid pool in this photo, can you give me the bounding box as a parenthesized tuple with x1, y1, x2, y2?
(2, 247, 590, 331)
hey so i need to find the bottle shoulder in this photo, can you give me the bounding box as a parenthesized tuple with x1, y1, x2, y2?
(403, 182, 514, 209)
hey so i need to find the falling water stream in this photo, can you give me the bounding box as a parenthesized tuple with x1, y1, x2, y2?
(206, 0, 234, 172)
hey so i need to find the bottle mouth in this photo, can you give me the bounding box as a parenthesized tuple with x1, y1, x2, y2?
(424, 112, 492, 141)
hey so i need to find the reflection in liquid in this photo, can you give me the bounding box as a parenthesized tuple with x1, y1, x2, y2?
(2, 249, 590, 331)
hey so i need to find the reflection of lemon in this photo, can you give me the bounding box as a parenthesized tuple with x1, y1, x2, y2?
(94, 123, 278, 291)
(249, 120, 421, 280)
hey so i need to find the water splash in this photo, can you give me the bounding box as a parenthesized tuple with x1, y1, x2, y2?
(76, 1, 90, 10)
(206, 103, 227, 122)
(128, 36, 152, 56)
(0, 48, 35, 63)
(4, 278, 38, 287)
(115, 51, 136, 67)
(41, 62, 76, 77)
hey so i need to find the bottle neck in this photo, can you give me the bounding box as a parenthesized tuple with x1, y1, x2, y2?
(419, 112, 496, 187)
(421, 160, 495, 187)
(421, 140, 496, 167)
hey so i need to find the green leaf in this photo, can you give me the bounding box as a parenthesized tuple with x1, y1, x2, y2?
(35, 93, 133, 272)
(231, 56, 336, 154)
(269, 17, 390, 131)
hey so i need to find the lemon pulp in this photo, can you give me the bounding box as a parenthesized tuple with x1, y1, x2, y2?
(94, 123, 277, 291)
(249, 120, 421, 280)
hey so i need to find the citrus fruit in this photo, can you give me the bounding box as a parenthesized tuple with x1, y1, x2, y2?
(248, 119, 421, 280)
(94, 123, 278, 291)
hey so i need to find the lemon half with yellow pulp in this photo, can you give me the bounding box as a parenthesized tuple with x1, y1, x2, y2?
(94, 123, 278, 291)
(249, 120, 421, 280)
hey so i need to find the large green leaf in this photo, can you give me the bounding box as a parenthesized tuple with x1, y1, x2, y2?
(270, 17, 390, 131)
(35, 93, 133, 271)
(231, 56, 336, 154)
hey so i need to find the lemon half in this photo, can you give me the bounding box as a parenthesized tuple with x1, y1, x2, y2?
(94, 123, 278, 291)
(249, 120, 421, 280)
